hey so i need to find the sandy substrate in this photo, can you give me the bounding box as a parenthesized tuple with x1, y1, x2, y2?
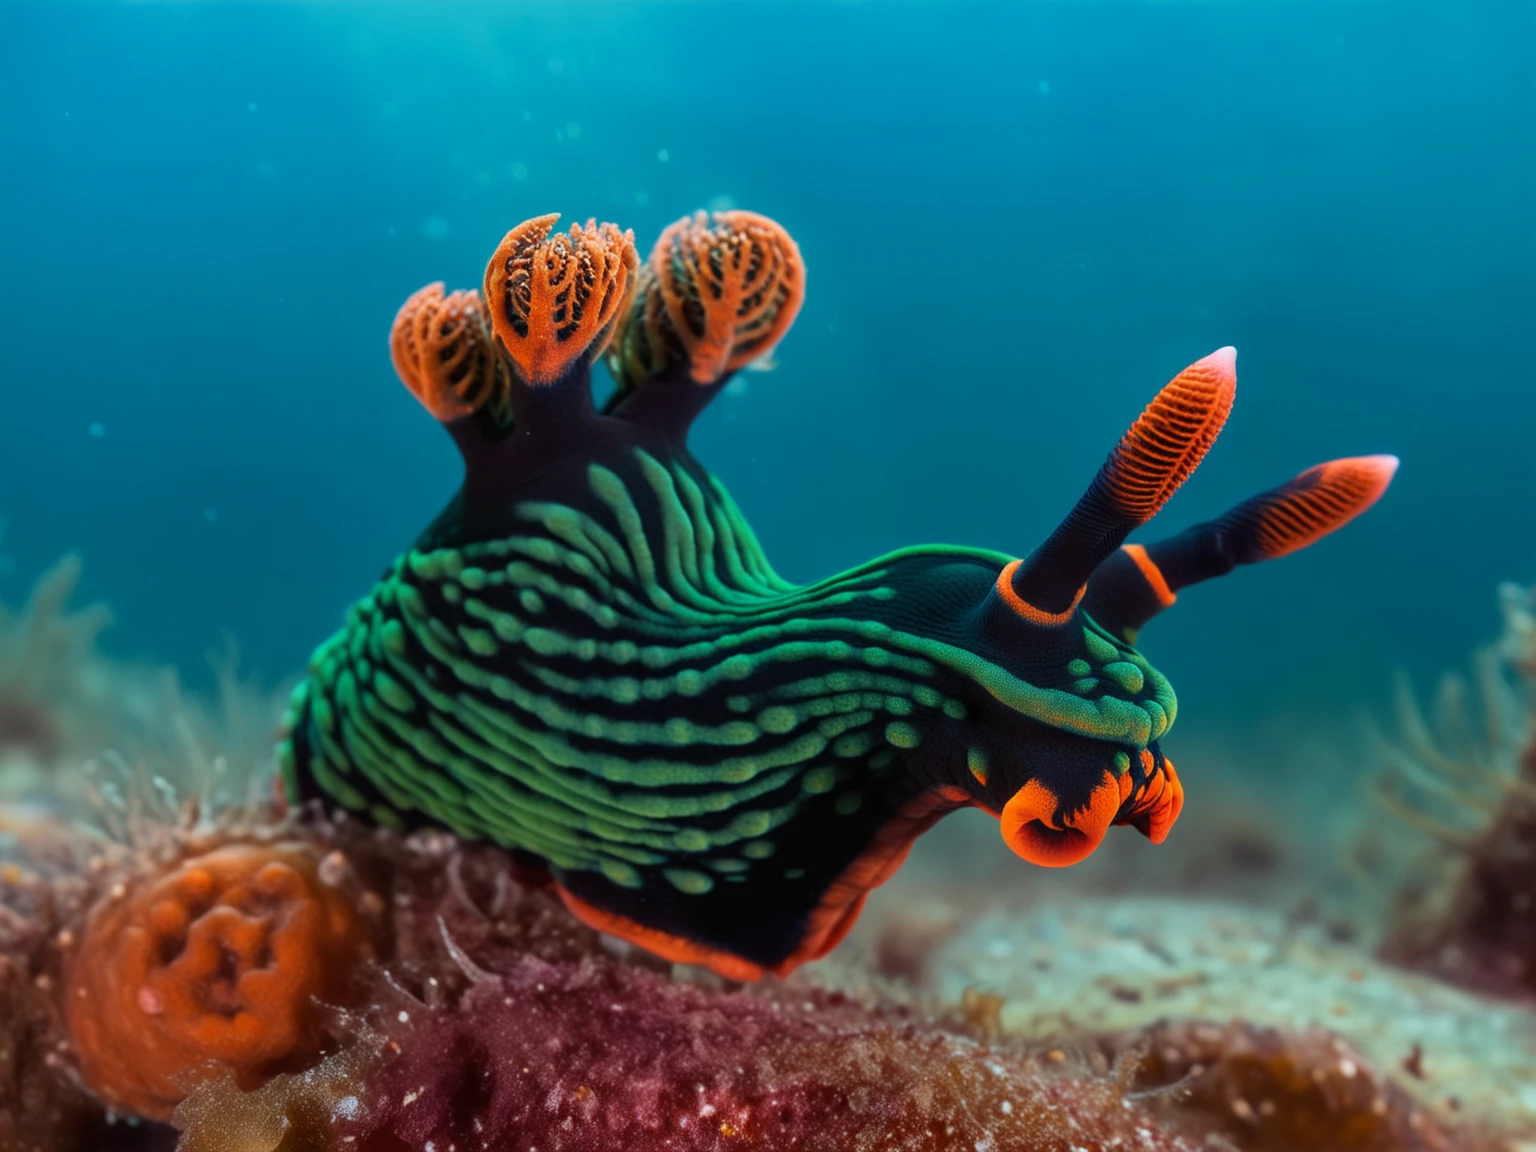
(913, 896, 1536, 1139)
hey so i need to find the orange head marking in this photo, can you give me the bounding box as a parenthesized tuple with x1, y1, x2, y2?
(995, 559, 1085, 626)
(483, 214, 638, 386)
(1000, 773, 1121, 867)
(390, 282, 512, 425)
(1120, 543, 1177, 609)
(650, 210, 805, 384)
(64, 841, 368, 1121)
(1249, 454, 1399, 559)
(1102, 346, 1237, 522)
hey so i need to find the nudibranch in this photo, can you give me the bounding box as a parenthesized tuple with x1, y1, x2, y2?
(280, 209, 1396, 981)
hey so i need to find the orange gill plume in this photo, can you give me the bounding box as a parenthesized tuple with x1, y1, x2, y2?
(482, 214, 638, 386)
(63, 840, 370, 1121)
(616, 209, 805, 387)
(389, 282, 513, 426)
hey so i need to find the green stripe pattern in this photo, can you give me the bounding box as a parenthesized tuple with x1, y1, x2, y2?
(279, 447, 1176, 894)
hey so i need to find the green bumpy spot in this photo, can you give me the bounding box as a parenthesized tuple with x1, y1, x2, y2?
(673, 828, 711, 852)
(967, 747, 989, 785)
(802, 766, 838, 794)
(1081, 628, 1121, 664)
(601, 859, 643, 888)
(884, 721, 920, 749)
(758, 705, 799, 734)
(664, 869, 714, 895)
(731, 811, 772, 837)
(1101, 661, 1145, 694)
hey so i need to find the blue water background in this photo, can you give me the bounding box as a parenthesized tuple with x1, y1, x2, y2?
(1, 1, 1532, 753)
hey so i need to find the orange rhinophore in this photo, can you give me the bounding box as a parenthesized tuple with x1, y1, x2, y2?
(1102, 347, 1237, 521)
(483, 214, 638, 386)
(1245, 455, 1400, 559)
(644, 210, 805, 385)
(63, 841, 368, 1121)
(1006, 347, 1237, 619)
(390, 283, 512, 425)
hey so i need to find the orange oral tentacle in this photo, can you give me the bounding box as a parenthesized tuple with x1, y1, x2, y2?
(1000, 773, 1121, 867)
(1121, 755, 1183, 844)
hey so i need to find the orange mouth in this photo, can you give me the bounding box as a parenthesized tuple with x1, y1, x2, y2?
(999, 752, 1185, 867)
(999, 773, 1121, 867)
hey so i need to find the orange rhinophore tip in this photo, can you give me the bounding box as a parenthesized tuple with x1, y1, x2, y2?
(483, 214, 638, 386)
(1243, 454, 1399, 559)
(1000, 773, 1120, 867)
(390, 283, 512, 425)
(650, 210, 805, 384)
(1102, 347, 1237, 523)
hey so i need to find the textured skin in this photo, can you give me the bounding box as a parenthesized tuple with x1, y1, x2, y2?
(280, 433, 1176, 971)
(281, 209, 1393, 978)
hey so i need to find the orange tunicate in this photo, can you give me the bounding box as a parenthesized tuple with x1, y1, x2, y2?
(390, 282, 512, 426)
(63, 841, 367, 1121)
(649, 209, 804, 384)
(482, 214, 638, 386)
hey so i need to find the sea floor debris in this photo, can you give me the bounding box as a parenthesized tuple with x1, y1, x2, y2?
(2, 553, 1535, 1150)
(886, 893, 1536, 1136)
(2, 808, 1525, 1152)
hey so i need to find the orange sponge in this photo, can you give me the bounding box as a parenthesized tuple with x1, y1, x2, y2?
(64, 841, 367, 1121)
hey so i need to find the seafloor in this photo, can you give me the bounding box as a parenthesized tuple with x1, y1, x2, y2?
(2, 543, 1534, 1151)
